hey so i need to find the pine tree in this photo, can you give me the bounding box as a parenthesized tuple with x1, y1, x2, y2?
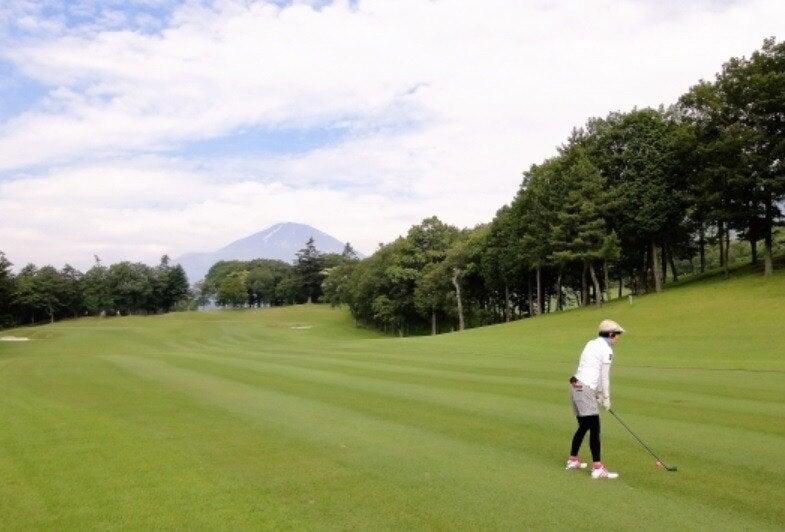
(295, 238, 323, 303)
(341, 242, 358, 260)
(165, 265, 189, 310)
(550, 152, 610, 306)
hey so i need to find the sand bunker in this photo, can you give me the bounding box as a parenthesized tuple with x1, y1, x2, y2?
(0, 336, 30, 342)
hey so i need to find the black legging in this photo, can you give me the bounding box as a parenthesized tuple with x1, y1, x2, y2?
(571, 415, 601, 462)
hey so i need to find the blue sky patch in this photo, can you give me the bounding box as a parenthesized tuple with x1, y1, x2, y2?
(0, 61, 49, 122)
(174, 124, 353, 158)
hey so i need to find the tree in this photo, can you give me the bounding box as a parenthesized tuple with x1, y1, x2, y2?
(217, 271, 248, 307)
(275, 272, 302, 305)
(107, 262, 154, 315)
(13, 264, 44, 324)
(202, 259, 293, 307)
(414, 262, 452, 334)
(714, 38, 785, 275)
(321, 261, 357, 307)
(443, 226, 488, 330)
(341, 242, 359, 260)
(192, 281, 211, 308)
(35, 266, 68, 323)
(246, 268, 276, 306)
(153, 255, 189, 312)
(518, 160, 559, 313)
(319, 252, 351, 270)
(343, 217, 459, 335)
(82, 259, 114, 315)
(295, 238, 323, 303)
(481, 206, 525, 321)
(549, 151, 611, 306)
(581, 108, 691, 293)
(0, 252, 15, 327)
(680, 80, 759, 276)
(60, 264, 83, 318)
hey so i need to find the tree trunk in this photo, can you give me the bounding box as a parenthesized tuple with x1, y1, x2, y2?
(527, 273, 533, 317)
(699, 225, 706, 273)
(452, 268, 465, 331)
(651, 243, 663, 293)
(555, 271, 563, 311)
(640, 246, 650, 293)
(660, 244, 668, 287)
(581, 263, 588, 306)
(535, 266, 542, 316)
(603, 260, 610, 302)
(431, 311, 437, 335)
(764, 194, 773, 276)
(588, 262, 602, 307)
(504, 285, 511, 322)
(725, 227, 731, 272)
(750, 237, 758, 265)
(617, 271, 623, 299)
(668, 248, 679, 282)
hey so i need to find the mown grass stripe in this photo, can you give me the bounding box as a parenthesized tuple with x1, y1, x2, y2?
(103, 353, 775, 530)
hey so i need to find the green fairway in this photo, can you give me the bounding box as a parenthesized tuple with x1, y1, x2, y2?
(1, 269, 784, 529)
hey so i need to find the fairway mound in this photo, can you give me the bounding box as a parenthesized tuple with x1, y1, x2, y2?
(0, 336, 30, 342)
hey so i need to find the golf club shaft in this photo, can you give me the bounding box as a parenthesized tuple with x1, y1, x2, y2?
(608, 409, 669, 466)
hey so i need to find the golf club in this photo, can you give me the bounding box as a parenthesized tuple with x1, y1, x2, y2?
(608, 409, 678, 472)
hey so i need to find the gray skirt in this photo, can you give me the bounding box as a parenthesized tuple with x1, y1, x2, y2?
(570, 383, 599, 417)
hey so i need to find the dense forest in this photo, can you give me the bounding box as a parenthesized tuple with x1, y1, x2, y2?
(1, 39, 783, 334)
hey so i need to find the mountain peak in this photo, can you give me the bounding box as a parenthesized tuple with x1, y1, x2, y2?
(176, 223, 350, 282)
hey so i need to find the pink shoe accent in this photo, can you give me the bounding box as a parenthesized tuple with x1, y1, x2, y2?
(591, 465, 619, 479)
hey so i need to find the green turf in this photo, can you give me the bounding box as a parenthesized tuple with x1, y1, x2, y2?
(1, 269, 784, 529)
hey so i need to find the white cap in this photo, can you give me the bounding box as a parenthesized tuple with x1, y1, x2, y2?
(599, 319, 625, 334)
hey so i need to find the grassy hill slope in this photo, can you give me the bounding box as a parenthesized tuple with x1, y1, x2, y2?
(1, 269, 784, 529)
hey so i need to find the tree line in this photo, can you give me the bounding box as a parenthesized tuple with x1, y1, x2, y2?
(2, 39, 782, 333)
(322, 38, 785, 335)
(0, 254, 189, 328)
(0, 238, 360, 328)
(197, 239, 359, 308)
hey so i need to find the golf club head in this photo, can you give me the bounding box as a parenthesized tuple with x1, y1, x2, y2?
(665, 466, 678, 472)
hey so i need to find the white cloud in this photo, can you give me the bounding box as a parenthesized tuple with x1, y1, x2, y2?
(0, 0, 783, 269)
(0, 158, 431, 269)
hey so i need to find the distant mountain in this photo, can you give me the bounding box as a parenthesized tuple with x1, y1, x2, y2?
(175, 222, 352, 282)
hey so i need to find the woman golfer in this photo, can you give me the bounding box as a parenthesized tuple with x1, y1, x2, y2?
(566, 319, 624, 479)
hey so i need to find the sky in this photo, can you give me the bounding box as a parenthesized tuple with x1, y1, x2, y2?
(0, 0, 783, 271)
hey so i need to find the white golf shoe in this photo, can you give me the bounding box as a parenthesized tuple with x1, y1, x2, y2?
(565, 458, 588, 470)
(591, 465, 619, 479)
